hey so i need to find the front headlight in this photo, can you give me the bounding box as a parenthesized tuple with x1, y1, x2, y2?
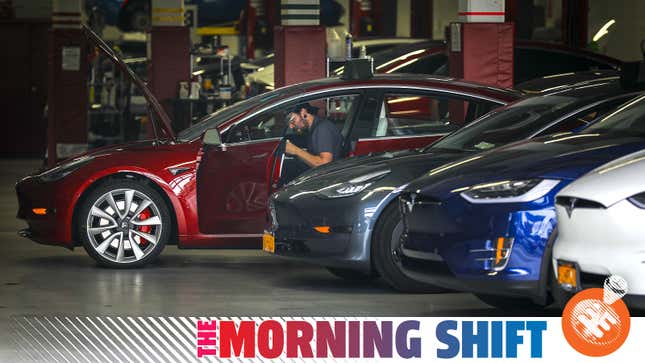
(316, 169, 391, 199)
(38, 155, 94, 182)
(461, 179, 560, 204)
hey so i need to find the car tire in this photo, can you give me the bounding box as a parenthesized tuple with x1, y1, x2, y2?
(78, 179, 170, 268)
(475, 294, 546, 311)
(372, 203, 444, 293)
(326, 267, 376, 282)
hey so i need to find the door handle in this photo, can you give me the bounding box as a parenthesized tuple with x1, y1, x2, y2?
(252, 152, 268, 159)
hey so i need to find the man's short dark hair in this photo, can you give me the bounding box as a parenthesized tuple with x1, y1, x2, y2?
(293, 102, 319, 115)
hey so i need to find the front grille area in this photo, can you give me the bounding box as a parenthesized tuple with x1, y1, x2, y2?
(273, 201, 309, 230)
(398, 193, 442, 215)
(398, 192, 444, 240)
(555, 196, 605, 209)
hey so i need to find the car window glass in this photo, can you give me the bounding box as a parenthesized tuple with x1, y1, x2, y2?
(536, 96, 634, 136)
(176, 87, 297, 142)
(585, 95, 645, 136)
(431, 94, 580, 151)
(372, 94, 472, 137)
(225, 93, 360, 143)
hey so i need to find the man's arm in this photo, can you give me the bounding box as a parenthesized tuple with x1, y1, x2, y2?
(285, 141, 333, 167)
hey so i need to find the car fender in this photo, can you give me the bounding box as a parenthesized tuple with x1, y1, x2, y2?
(68, 166, 188, 243)
(362, 188, 407, 266)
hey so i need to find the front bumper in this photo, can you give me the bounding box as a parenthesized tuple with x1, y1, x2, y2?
(267, 189, 394, 272)
(552, 264, 645, 310)
(553, 199, 645, 299)
(401, 256, 541, 299)
(15, 175, 75, 247)
(398, 192, 559, 300)
(272, 228, 371, 271)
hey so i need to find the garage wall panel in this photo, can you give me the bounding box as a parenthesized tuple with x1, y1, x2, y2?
(0, 20, 49, 157)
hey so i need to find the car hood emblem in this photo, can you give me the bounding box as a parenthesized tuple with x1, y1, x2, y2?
(565, 197, 577, 218)
(406, 193, 417, 213)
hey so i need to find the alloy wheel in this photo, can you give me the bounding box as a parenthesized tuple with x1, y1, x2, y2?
(86, 188, 162, 264)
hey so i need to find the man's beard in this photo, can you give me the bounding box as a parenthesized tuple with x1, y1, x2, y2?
(294, 123, 309, 135)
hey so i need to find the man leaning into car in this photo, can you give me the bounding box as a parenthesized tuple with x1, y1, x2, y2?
(285, 103, 342, 167)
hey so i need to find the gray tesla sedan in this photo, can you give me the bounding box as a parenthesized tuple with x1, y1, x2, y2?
(265, 77, 640, 292)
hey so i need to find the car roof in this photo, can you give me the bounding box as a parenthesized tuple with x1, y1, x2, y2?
(369, 39, 623, 75)
(266, 73, 523, 104)
(538, 77, 628, 99)
(499, 79, 636, 116)
(516, 70, 620, 94)
(516, 40, 622, 69)
(371, 39, 622, 65)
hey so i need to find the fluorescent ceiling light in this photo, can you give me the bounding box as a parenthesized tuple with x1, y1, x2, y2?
(592, 19, 616, 42)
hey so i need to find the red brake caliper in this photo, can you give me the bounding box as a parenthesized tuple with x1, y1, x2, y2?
(137, 209, 151, 246)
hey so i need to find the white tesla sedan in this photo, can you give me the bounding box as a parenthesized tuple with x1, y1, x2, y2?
(552, 148, 645, 308)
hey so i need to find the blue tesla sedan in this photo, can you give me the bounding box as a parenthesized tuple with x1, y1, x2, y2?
(398, 94, 645, 309)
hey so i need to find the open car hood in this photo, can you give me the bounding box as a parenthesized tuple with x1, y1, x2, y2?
(83, 25, 176, 142)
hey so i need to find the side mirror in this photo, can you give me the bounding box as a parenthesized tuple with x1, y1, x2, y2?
(203, 128, 222, 146)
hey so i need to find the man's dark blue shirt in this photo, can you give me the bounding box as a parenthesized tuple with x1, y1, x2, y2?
(307, 116, 342, 161)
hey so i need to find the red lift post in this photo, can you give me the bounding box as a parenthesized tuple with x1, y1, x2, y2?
(245, 1, 257, 60)
(47, 0, 88, 167)
(148, 0, 190, 135)
(274, 0, 326, 88)
(449, 0, 514, 89)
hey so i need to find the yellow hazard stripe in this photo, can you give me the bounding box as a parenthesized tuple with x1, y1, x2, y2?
(196, 26, 240, 35)
(152, 15, 184, 23)
(152, 7, 184, 14)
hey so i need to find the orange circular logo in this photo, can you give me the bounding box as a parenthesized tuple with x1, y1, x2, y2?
(561, 287, 630, 356)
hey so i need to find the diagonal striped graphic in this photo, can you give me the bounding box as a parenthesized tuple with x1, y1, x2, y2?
(11, 316, 361, 362)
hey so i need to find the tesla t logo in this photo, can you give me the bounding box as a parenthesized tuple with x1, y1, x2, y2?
(565, 198, 577, 218)
(405, 194, 417, 213)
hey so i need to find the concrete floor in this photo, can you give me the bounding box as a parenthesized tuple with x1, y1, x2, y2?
(0, 159, 560, 361)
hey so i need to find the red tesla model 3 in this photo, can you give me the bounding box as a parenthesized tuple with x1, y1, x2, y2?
(15, 28, 521, 267)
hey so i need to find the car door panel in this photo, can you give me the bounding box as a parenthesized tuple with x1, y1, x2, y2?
(352, 135, 446, 155)
(196, 139, 280, 235)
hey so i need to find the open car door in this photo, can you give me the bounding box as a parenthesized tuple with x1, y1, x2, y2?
(196, 91, 365, 235)
(195, 127, 282, 236)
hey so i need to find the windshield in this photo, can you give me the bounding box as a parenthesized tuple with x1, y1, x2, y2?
(430, 94, 582, 152)
(585, 94, 645, 136)
(176, 90, 287, 141)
